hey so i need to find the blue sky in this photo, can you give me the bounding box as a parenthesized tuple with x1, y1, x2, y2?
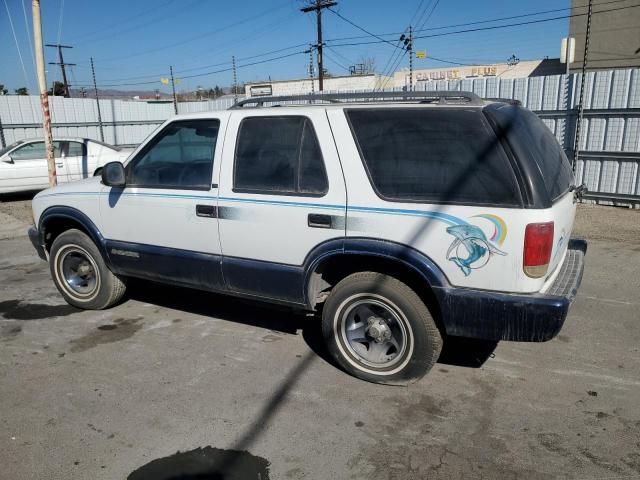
(1, 0, 570, 93)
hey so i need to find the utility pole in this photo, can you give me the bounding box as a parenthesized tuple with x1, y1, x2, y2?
(573, 0, 593, 172)
(408, 26, 413, 91)
(169, 65, 178, 115)
(301, 0, 337, 91)
(232, 56, 238, 104)
(32, 0, 56, 187)
(308, 46, 315, 94)
(399, 28, 414, 91)
(45, 43, 74, 98)
(90, 57, 104, 142)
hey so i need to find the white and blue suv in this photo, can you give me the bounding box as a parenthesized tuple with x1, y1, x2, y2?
(28, 91, 586, 384)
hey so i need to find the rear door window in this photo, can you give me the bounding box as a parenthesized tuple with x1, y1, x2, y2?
(233, 116, 328, 196)
(346, 108, 521, 206)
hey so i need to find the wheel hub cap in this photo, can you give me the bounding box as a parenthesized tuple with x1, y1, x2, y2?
(366, 317, 392, 343)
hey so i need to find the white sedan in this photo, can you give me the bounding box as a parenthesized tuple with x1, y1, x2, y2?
(0, 137, 133, 194)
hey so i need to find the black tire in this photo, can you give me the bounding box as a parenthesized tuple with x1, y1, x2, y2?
(49, 229, 126, 310)
(322, 272, 442, 385)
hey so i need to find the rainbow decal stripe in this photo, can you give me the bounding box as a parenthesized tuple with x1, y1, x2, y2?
(472, 214, 508, 246)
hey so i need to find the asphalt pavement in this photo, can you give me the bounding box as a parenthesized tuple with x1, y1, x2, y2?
(1, 200, 639, 480)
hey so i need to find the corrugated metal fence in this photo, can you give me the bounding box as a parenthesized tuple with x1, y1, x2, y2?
(1, 68, 639, 204)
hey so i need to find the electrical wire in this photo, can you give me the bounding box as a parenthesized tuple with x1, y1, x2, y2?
(327, 3, 640, 48)
(2, 0, 33, 93)
(20, 0, 36, 72)
(323, 0, 631, 44)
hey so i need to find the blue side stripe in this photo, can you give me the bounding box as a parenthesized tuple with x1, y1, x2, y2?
(36, 191, 466, 223)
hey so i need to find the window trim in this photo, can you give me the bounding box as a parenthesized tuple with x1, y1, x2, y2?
(232, 115, 329, 198)
(344, 107, 524, 208)
(125, 119, 220, 191)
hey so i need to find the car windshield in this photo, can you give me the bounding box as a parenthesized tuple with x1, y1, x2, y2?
(0, 140, 24, 157)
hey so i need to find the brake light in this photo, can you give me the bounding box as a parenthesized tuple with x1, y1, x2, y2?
(523, 222, 554, 278)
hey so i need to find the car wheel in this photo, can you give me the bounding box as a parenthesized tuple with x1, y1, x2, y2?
(49, 229, 126, 310)
(322, 272, 442, 385)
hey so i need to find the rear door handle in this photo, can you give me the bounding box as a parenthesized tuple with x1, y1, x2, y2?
(308, 213, 332, 229)
(196, 204, 217, 218)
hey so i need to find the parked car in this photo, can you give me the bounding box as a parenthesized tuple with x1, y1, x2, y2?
(28, 91, 586, 384)
(0, 137, 132, 194)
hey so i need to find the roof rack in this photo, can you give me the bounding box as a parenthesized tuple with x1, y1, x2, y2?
(484, 97, 522, 106)
(229, 90, 484, 109)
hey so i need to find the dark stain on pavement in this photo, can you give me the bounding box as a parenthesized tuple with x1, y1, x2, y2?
(0, 299, 78, 320)
(69, 317, 143, 353)
(0, 323, 22, 340)
(127, 446, 270, 480)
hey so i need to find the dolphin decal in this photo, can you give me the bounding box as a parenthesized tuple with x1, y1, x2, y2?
(446, 224, 507, 276)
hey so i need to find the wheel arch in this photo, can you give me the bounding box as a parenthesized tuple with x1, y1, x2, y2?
(39, 206, 109, 262)
(304, 238, 450, 331)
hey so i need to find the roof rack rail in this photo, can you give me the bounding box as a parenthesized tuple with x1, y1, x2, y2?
(484, 97, 522, 106)
(229, 90, 484, 109)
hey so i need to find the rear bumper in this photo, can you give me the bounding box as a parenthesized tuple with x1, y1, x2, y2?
(28, 226, 47, 261)
(438, 239, 587, 342)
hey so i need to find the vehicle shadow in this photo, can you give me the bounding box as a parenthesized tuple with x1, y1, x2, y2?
(0, 191, 38, 202)
(125, 279, 495, 370)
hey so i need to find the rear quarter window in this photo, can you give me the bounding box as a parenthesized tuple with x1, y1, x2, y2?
(346, 108, 521, 206)
(485, 105, 574, 202)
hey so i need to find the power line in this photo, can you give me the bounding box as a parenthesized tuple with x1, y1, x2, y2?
(73, 50, 307, 88)
(94, 0, 293, 64)
(301, 0, 338, 91)
(327, 3, 640, 48)
(323, 0, 631, 44)
(3, 0, 33, 92)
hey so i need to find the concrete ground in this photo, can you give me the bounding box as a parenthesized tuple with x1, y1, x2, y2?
(1, 194, 639, 480)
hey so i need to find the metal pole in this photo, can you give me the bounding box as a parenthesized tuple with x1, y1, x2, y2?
(309, 46, 315, 94)
(316, 1, 324, 91)
(170, 65, 178, 115)
(232, 56, 238, 104)
(572, 0, 593, 173)
(32, 0, 56, 187)
(90, 57, 104, 142)
(408, 25, 413, 91)
(565, 37, 571, 76)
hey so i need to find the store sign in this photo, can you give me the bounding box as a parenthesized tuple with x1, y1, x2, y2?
(250, 85, 273, 97)
(415, 65, 498, 82)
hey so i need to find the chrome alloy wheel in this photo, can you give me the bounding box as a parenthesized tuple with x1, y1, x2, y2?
(56, 245, 100, 299)
(338, 295, 411, 370)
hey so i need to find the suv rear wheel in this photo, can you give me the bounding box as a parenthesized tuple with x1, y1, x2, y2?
(322, 272, 442, 385)
(49, 229, 126, 310)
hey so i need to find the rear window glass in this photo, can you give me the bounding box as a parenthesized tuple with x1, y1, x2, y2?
(486, 105, 574, 201)
(346, 108, 520, 205)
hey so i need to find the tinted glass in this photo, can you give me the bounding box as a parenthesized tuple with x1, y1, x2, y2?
(487, 105, 573, 202)
(127, 120, 219, 189)
(234, 116, 328, 195)
(11, 141, 63, 160)
(347, 108, 520, 205)
(66, 141, 86, 157)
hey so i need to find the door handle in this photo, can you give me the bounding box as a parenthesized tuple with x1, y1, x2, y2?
(56, 163, 64, 167)
(308, 213, 332, 229)
(196, 204, 217, 218)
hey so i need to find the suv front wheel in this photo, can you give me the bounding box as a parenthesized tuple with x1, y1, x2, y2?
(322, 272, 442, 385)
(49, 229, 126, 310)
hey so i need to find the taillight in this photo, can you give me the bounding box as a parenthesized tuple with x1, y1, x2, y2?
(523, 222, 554, 278)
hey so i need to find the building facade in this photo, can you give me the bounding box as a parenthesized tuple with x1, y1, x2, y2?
(569, 0, 640, 71)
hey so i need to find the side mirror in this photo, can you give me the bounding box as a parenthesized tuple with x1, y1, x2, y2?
(101, 161, 126, 187)
(2, 155, 13, 164)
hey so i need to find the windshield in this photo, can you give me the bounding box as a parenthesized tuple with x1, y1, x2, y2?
(0, 140, 24, 157)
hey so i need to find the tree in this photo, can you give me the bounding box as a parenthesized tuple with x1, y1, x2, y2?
(48, 81, 65, 96)
(359, 57, 376, 74)
(0, 84, 7, 95)
(15, 87, 29, 95)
